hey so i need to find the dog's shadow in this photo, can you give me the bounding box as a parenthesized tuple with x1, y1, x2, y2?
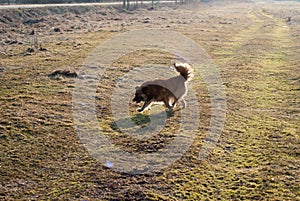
(110, 113, 151, 130)
(110, 109, 175, 134)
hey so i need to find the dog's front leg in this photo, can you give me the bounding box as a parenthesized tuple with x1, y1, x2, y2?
(137, 101, 152, 112)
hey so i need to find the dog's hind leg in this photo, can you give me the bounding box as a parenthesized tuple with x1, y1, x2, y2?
(171, 99, 178, 109)
(163, 99, 175, 116)
(163, 98, 176, 111)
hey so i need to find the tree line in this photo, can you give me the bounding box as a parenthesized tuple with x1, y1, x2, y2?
(0, 0, 198, 5)
(0, 0, 208, 9)
(0, 0, 106, 4)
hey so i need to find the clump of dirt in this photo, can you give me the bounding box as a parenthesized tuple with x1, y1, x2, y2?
(49, 68, 78, 78)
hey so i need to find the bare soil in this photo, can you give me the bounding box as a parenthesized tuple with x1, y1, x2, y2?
(0, 1, 299, 200)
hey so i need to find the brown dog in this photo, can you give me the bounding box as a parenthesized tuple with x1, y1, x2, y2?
(132, 62, 194, 112)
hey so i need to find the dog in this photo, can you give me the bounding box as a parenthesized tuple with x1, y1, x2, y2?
(132, 62, 194, 112)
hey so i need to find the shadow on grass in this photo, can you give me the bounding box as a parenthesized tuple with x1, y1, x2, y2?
(110, 109, 175, 132)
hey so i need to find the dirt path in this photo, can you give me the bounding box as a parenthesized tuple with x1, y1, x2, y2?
(208, 6, 299, 199)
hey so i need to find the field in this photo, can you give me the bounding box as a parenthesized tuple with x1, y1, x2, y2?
(0, 0, 299, 200)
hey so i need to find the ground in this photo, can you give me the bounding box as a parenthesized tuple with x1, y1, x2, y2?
(0, 1, 299, 200)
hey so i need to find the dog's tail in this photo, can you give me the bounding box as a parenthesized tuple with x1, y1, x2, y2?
(174, 62, 194, 81)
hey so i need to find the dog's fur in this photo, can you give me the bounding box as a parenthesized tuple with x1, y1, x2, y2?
(133, 62, 194, 112)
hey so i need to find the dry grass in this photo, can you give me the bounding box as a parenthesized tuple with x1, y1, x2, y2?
(0, 1, 299, 200)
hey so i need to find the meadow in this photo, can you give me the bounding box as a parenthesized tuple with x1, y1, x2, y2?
(0, 1, 299, 200)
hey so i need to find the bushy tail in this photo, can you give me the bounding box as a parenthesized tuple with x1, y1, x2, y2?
(174, 62, 194, 81)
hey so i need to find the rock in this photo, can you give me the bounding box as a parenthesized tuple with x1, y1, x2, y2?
(219, 21, 232, 25)
(29, 30, 35, 35)
(143, 18, 150, 23)
(26, 48, 35, 53)
(53, 27, 61, 32)
(39, 47, 47, 51)
(5, 40, 18, 45)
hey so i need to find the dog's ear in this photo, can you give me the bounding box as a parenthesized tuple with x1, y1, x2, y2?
(135, 85, 140, 90)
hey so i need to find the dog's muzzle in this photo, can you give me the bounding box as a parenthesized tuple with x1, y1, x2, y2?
(133, 96, 142, 103)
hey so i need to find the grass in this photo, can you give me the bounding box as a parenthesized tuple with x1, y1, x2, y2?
(0, 1, 299, 200)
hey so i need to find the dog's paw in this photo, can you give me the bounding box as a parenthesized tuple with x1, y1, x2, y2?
(181, 100, 186, 109)
(167, 109, 175, 117)
(137, 108, 144, 112)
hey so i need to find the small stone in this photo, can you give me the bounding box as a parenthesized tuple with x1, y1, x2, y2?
(53, 27, 61, 32)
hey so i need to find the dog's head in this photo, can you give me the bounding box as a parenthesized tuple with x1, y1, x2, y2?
(133, 85, 150, 103)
